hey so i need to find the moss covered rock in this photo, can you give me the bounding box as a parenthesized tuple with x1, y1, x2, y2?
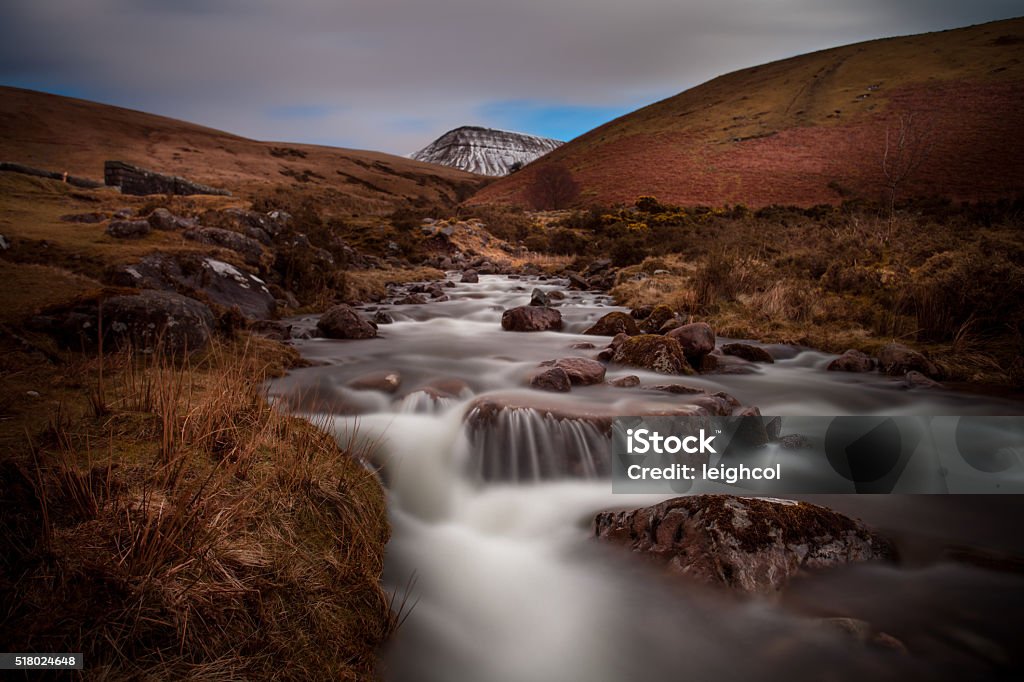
(611, 334, 694, 374)
(638, 305, 677, 334)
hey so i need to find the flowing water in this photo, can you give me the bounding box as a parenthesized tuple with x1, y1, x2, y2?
(269, 274, 1024, 681)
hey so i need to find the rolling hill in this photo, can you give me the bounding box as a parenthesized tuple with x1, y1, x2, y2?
(0, 86, 486, 214)
(470, 18, 1024, 208)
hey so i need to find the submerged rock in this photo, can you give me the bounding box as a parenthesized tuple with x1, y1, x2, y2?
(593, 495, 895, 593)
(348, 371, 402, 393)
(721, 343, 774, 363)
(827, 349, 875, 373)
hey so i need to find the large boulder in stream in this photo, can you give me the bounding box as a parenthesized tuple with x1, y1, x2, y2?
(721, 343, 774, 364)
(593, 495, 896, 594)
(540, 357, 607, 386)
(611, 335, 694, 375)
(317, 304, 377, 339)
(666, 322, 716, 360)
(583, 311, 640, 337)
(827, 349, 876, 373)
(501, 306, 562, 332)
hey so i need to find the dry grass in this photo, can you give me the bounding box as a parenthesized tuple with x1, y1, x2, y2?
(0, 335, 393, 679)
(345, 265, 445, 303)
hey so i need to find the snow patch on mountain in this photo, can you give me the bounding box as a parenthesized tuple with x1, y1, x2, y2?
(411, 126, 562, 176)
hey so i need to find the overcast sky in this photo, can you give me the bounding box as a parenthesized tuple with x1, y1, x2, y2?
(1, 1, 1019, 155)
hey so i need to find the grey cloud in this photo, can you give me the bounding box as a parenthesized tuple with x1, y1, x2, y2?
(0, 0, 1019, 154)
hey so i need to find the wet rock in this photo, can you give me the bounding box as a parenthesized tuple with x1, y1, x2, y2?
(147, 207, 194, 231)
(878, 343, 939, 377)
(822, 618, 908, 654)
(666, 322, 716, 360)
(529, 288, 550, 307)
(348, 371, 402, 394)
(501, 306, 562, 332)
(593, 495, 895, 593)
(904, 370, 944, 390)
(721, 343, 774, 363)
(570, 342, 596, 350)
(659, 318, 683, 333)
(631, 305, 655, 319)
(461, 269, 479, 283)
(373, 311, 394, 325)
(567, 273, 590, 290)
(529, 367, 572, 392)
(585, 259, 613, 277)
(611, 335, 694, 375)
(609, 375, 640, 388)
(544, 357, 606, 386)
(396, 294, 427, 305)
(184, 227, 264, 265)
(583, 311, 640, 337)
(103, 291, 214, 355)
(316, 304, 377, 339)
(547, 290, 566, 301)
(638, 305, 677, 334)
(106, 219, 151, 239)
(827, 349, 876, 372)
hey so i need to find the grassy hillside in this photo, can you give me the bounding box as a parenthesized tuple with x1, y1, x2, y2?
(0, 86, 486, 215)
(472, 18, 1024, 208)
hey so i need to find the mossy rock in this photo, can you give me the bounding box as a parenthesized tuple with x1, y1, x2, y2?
(611, 334, 694, 374)
(583, 311, 640, 337)
(638, 305, 676, 334)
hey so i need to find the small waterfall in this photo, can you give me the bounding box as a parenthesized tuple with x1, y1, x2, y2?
(465, 405, 611, 482)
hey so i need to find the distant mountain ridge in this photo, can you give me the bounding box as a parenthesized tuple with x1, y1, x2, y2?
(471, 17, 1024, 208)
(411, 126, 562, 176)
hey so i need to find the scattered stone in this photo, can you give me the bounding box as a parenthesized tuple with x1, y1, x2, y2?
(567, 273, 590, 290)
(721, 343, 775, 363)
(583, 311, 640, 337)
(878, 343, 939, 377)
(547, 290, 566, 301)
(667, 322, 716, 359)
(106, 219, 151, 239)
(316, 304, 377, 339)
(249, 320, 291, 341)
(348, 371, 402, 393)
(396, 294, 427, 305)
(530, 367, 572, 392)
(904, 370, 944, 390)
(611, 335, 694, 374)
(777, 434, 812, 449)
(529, 288, 550, 307)
(827, 349, 875, 372)
(60, 212, 107, 223)
(659, 318, 683, 333)
(26, 390, 40, 398)
(609, 375, 641, 388)
(593, 495, 895, 593)
(461, 269, 479, 283)
(501, 306, 563, 332)
(373, 311, 394, 325)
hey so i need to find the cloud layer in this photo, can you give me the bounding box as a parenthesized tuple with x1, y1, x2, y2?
(1, 1, 1019, 154)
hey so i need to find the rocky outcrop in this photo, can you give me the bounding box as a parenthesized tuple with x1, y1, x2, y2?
(721, 343, 774, 363)
(317, 304, 377, 339)
(666, 322, 716, 360)
(611, 335, 694, 374)
(878, 343, 939, 378)
(583, 311, 640, 337)
(104, 160, 231, 196)
(102, 291, 215, 355)
(106, 254, 275, 320)
(147, 208, 195, 231)
(106, 219, 151, 239)
(501, 306, 562, 332)
(184, 227, 264, 265)
(827, 349, 875, 372)
(593, 495, 895, 593)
